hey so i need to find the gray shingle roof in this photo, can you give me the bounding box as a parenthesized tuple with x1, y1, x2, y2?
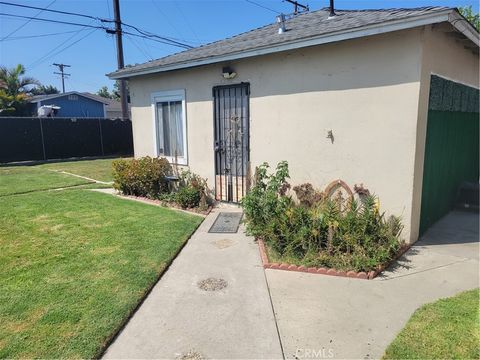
(109, 6, 467, 79)
(29, 91, 110, 104)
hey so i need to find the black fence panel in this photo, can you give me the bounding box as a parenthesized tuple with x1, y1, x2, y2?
(0, 117, 44, 163)
(0, 117, 133, 163)
(42, 118, 102, 159)
(100, 119, 134, 156)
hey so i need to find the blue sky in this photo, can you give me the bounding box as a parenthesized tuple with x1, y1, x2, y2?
(0, 0, 478, 93)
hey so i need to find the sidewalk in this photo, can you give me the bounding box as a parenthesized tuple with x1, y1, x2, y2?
(103, 206, 283, 359)
(266, 210, 479, 359)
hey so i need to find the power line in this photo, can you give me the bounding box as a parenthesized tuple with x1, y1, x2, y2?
(125, 34, 153, 61)
(150, 0, 185, 39)
(0, 2, 194, 49)
(0, 1, 113, 23)
(29, 27, 98, 69)
(0, 12, 109, 30)
(121, 23, 193, 49)
(173, 1, 200, 43)
(0, 30, 79, 41)
(245, 0, 281, 14)
(122, 30, 191, 49)
(0, 0, 57, 41)
(0, 13, 192, 49)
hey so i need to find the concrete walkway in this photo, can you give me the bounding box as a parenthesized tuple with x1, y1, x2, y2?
(103, 206, 283, 359)
(266, 210, 479, 359)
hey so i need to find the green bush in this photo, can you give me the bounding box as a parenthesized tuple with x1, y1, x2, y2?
(178, 169, 210, 210)
(112, 157, 172, 198)
(176, 185, 201, 208)
(241, 161, 404, 272)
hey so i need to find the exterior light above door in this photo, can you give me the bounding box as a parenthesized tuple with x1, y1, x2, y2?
(222, 66, 237, 79)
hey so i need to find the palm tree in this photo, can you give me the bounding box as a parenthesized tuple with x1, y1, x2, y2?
(0, 64, 40, 115)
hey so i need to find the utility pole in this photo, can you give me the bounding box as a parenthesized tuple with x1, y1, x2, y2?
(112, 0, 129, 120)
(285, 0, 309, 14)
(53, 63, 70, 93)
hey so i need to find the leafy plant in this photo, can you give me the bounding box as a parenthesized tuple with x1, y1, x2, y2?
(178, 169, 210, 210)
(0, 64, 40, 116)
(176, 185, 201, 208)
(112, 157, 172, 198)
(241, 161, 404, 272)
(459, 5, 479, 31)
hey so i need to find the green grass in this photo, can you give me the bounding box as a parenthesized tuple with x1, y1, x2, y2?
(40, 158, 125, 182)
(0, 167, 92, 196)
(0, 158, 125, 196)
(384, 288, 480, 359)
(0, 187, 202, 358)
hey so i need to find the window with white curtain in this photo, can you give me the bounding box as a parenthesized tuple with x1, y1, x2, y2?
(151, 90, 187, 164)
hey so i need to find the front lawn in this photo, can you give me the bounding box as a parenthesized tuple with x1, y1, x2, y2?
(0, 189, 202, 358)
(0, 167, 92, 196)
(40, 157, 124, 182)
(384, 288, 479, 359)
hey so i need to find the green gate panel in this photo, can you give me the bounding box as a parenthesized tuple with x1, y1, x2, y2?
(420, 110, 479, 235)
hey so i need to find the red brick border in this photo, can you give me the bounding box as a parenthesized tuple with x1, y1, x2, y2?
(118, 194, 212, 216)
(257, 239, 410, 280)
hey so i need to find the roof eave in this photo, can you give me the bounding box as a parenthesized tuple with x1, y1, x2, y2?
(30, 91, 110, 104)
(108, 9, 477, 80)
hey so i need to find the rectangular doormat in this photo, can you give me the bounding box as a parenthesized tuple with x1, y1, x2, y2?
(208, 212, 243, 233)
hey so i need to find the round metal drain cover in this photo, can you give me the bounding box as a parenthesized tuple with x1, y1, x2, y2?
(177, 350, 204, 360)
(197, 277, 227, 291)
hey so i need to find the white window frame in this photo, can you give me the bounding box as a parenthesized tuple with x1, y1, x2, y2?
(151, 89, 188, 165)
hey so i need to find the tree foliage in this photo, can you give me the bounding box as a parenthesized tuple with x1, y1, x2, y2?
(0, 64, 40, 116)
(459, 6, 480, 31)
(30, 84, 60, 96)
(97, 81, 130, 102)
(97, 86, 112, 99)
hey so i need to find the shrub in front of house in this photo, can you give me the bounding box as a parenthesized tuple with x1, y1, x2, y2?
(176, 169, 210, 210)
(112, 156, 172, 198)
(241, 161, 404, 272)
(112, 157, 211, 211)
(176, 186, 201, 208)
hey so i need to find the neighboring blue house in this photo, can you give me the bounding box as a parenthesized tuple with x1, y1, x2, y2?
(30, 91, 109, 117)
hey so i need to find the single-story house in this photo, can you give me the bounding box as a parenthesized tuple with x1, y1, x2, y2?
(30, 91, 109, 118)
(108, 6, 479, 243)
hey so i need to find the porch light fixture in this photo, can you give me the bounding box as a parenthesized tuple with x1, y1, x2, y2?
(222, 66, 237, 79)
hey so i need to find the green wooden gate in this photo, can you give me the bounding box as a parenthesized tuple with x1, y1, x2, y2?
(419, 76, 479, 235)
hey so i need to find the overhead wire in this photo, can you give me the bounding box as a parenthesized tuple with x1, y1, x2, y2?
(245, 0, 281, 14)
(0, 0, 57, 41)
(121, 23, 193, 49)
(0, 1, 194, 49)
(0, 1, 112, 23)
(28, 24, 99, 69)
(173, 1, 200, 43)
(125, 34, 154, 61)
(0, 12, 109, 30)
(0, 29, 80, 41)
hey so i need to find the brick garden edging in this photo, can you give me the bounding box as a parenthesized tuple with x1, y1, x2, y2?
(117, 193, 212, 217)
(257, 239, 411, 280)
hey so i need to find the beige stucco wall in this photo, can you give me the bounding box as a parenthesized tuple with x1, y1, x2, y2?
(129, 28, 426, 243)
(410, 24, 479, 242)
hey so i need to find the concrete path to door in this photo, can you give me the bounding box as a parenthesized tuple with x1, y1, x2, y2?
(266, 210, 479, 359)
(103, 206, 283, 359)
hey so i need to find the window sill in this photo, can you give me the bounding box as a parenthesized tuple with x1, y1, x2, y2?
(161, 156, 188, 166)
